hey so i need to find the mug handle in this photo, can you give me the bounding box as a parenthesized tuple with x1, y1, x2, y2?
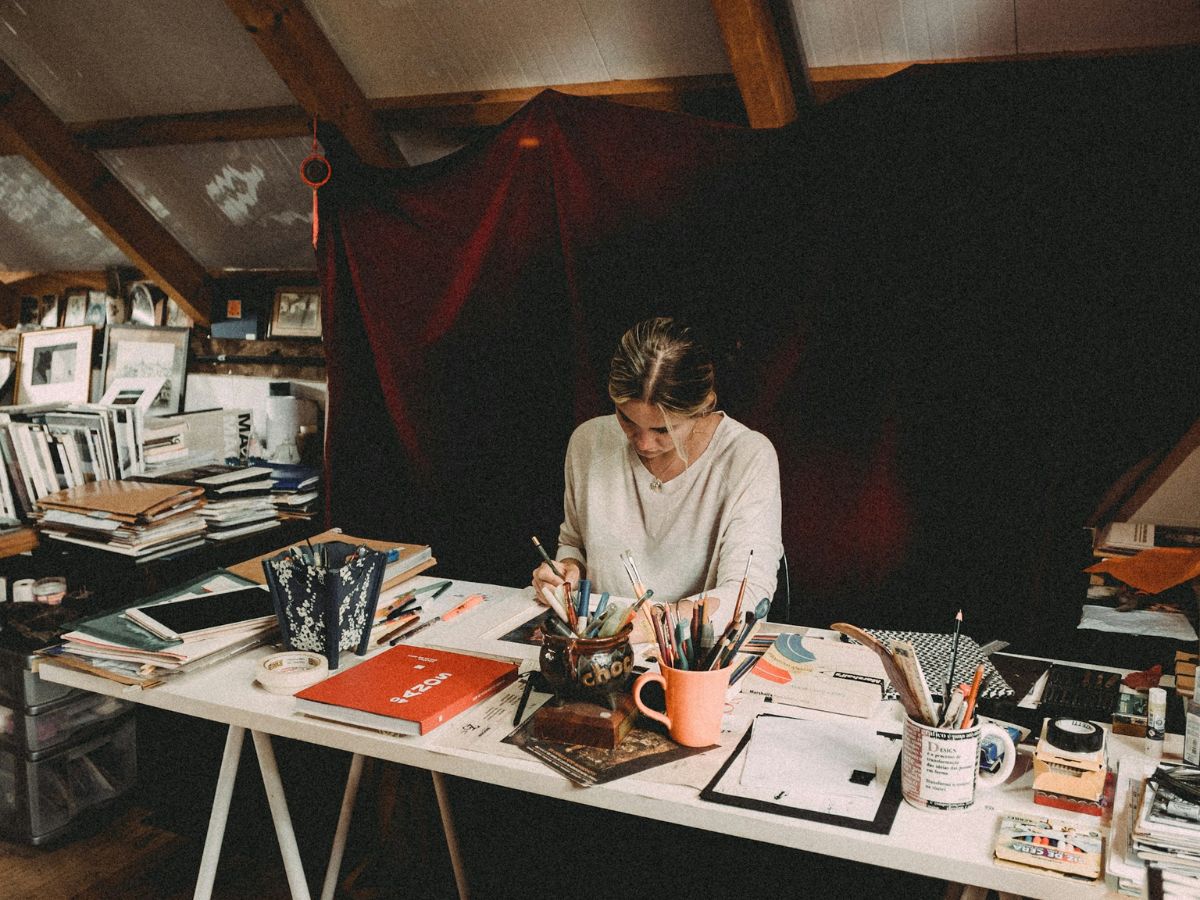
(632, 671, 671, 732)
(976, 722, 1016, 787)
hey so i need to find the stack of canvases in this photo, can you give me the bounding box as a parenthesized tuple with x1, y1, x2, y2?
(32, 480, 207, 561)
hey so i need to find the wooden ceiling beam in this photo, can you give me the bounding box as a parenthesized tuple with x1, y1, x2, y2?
(709, 0, 799, 127)
(0, 59, 212, 325)
(223, 0, 406, 168)
(71, 75, 743, 149)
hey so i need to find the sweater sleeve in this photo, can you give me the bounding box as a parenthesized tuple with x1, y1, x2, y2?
(704, 433, 783, 630)
(555, 424, 587, 567)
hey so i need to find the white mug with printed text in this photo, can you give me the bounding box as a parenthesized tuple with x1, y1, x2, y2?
(901, 716, 1015, 810)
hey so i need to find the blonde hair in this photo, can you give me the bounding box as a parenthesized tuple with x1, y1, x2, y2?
(609, 318, 716, 461)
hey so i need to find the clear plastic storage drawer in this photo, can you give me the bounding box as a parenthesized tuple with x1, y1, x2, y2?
(0, 693, 132, 755)
(0, 715, 136, 844)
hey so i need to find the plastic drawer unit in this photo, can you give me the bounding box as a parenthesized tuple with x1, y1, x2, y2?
(0, 692, 133, 756)
(0, 646, 79, 711)
(0, 715, 137, 844)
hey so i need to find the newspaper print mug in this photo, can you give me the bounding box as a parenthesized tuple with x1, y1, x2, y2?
(900, 716, 1016, 810)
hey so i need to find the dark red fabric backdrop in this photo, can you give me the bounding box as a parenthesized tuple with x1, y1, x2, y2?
(318, 52, 1200, 649)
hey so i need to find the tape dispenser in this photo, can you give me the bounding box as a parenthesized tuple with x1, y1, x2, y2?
(1032, 717, 1107, 802)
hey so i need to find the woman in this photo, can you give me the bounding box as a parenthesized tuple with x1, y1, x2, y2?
(532, 317, 782, 632)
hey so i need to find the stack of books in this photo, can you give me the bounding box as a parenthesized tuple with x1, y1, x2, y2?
(262, 462, 321, 520)
(144, 464, 282, 541)
(40, 571, 277, 687)
(33, 480, 207, 560)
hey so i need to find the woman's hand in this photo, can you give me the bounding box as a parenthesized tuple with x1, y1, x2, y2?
(532, 557, 584, 605)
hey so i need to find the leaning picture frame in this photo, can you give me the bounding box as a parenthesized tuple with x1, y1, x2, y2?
(61, 288, 89, 327)
(14, 325, 95, 405)
(269, 287, 322, 338)
(101, 325, 190, 415)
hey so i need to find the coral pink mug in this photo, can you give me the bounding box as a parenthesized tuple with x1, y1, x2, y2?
(632, 664, 730, 747)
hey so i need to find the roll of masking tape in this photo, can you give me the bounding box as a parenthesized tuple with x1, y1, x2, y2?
(256, 651, 328, 694)
(12, 579, 34, 603)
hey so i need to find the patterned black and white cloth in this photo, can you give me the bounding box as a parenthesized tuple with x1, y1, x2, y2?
(859, 629, 1014, 702)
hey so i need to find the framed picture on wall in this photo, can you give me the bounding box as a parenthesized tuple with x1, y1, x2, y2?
(101, 325, 190, 415)
(14, 326, 95, 405)
(269, 287, 322, 338)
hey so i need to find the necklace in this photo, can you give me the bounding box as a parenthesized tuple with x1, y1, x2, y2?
(644, 415, 716, 492)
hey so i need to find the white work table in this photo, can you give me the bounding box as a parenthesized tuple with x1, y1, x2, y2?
(38, 576, 1158, 900)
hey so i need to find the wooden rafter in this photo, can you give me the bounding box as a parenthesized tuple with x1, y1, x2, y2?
(0, 59, 212, 324)
(709, 0, 799, 127)
(223, 0, 406, 168)
(72, 75, 743, 150)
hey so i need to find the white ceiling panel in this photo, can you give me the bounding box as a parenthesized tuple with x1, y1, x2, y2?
(98, 139, 316, 272)
(578, 0, 729, 79)
(793, 0, 1015, 67)
(0, 0, 293, 122)
(1016, 0, 1200, 54)
(0, 155, 128, 272)
(308, 0, 611, 96)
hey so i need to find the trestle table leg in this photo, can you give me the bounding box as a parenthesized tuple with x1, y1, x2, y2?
(194, 725, 245, 900)
(251, 729, 312, 900)
(319, 752, 365, 900)
(431, 770, 470, 900)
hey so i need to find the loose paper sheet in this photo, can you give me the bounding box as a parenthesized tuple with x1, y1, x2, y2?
(702, 712, 903, 828)
(1078, 604, 1198, 641)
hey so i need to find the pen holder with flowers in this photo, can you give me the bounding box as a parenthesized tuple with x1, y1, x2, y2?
(538, 623, 635, 710)
(262, 540, 387, 670)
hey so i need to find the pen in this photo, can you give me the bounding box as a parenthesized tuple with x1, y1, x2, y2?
(374, 580, 452, 620)
(513, 672, 537, 726)
(374, 612, 420, 645)
(392, 594, 486, 643)
(577, 579, 591, 618)
(382, 604, 422, 623)
(729, 653, 758, 685)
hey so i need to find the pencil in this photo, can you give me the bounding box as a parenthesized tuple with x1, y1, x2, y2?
(961, 663, 985, 727)
(944, 609, 963, 720)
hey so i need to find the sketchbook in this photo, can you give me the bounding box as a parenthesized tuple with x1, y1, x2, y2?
(701, 713, 904, 834)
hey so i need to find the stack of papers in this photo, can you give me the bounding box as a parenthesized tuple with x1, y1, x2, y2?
(40, 571, 276, 687)
(1129, 766, 1200, 895)
(145, 464, 282, 540)
(33, 479, 207, 559)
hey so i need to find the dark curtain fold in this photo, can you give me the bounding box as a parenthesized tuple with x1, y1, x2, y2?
(320, 51, 1200, 650)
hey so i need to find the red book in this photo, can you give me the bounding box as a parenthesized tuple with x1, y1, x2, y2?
(294, 644, 519, 735)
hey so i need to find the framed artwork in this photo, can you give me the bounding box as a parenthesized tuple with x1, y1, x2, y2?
(38, 294, 60, 328)
(98, 376, 165, 412)
(269, 287, 322, 338)
(14, 326, 95, 405)
(18, 296, 39, 327)
(61, 289, 89, 327)
(84, 290, 108, 327)
(128, 283, 157, 326)
(164, 298, 194, 329)
(101, 325, 190, 415)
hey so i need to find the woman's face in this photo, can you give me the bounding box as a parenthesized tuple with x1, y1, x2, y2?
(616, 399, 692, 460)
